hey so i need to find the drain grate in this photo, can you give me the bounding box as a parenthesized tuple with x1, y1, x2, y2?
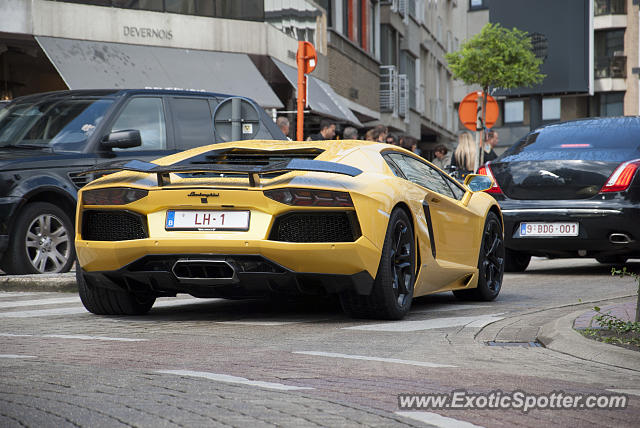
(485, 341, 543, 347)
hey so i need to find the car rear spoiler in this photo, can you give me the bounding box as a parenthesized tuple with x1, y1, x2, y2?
(81, 159, 362, 187)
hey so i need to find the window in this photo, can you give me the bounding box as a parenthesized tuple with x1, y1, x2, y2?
(170, 98, 214, 149)
(599, 92, 624, 117)
(381, 24, 398, 66)
(542, 98, 561, 121)
(111, 97, 166, 150)
(504, 100, 524, 124)
(386, 153, 458, 199)
(469, 0, 486, 9)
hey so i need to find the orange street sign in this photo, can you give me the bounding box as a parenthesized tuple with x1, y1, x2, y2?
(458, 91, 499, 131)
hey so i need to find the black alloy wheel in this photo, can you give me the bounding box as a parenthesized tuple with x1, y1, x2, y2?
(454, 211, 504, 301)
(339, 208, 415, 320)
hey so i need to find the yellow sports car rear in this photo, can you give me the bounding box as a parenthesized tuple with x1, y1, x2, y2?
(75, 140, 503, 319)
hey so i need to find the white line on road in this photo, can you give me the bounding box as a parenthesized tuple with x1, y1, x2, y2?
(0, 354, 37, 359)
(217, 321, 302, 326)
(0, 297, 212, 318)
(413, 304, 491, 314)
(607, 389, 640, 397)
(293, 351, 456, 368)
(344, 314, 505, 332)
(0, 296, 81, 309)
(0, 333, 146, 342)
(157, 370, 313, 391)
(396, 411, 485, 428)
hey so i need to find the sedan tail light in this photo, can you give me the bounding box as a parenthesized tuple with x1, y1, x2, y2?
(600, 159, 640, 193)
(264, 188, 353, 207)
(477, 164, 503, 194)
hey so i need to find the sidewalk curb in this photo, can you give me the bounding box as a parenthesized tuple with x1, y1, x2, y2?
(538, 309, 640, 372)
(0, 273, 77, 293)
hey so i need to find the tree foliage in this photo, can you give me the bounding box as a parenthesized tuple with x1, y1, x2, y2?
(445, 23, 545, 92)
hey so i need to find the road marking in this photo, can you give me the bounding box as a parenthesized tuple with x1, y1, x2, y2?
(0, 292, 43, 297)
(293, 351, 455, 368)
(157, 370, 313, 391)
(0, 296, 81, 309)
(396, 412, 485, 428)
(0, 333, 146, 342)
(344, 314, 505, 332)
(413, 304, 491, 314)
(607, 389, 640, 397)
(0, 354, 37, 359)
(217, 321, 301, 326)
(0, 297, 211, 318)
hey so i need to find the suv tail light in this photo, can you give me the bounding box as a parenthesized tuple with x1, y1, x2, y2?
(600, 159, 640, 193)
(477, 164, 503, 194)
(264, 188, 353, 207)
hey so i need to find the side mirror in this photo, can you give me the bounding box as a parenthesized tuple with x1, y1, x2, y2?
(101, 130, 142, 149)
(464, 174, 493, 192)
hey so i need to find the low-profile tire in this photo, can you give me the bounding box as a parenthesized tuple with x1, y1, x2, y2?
(595, 255, 629, 265)
(453, 212, 504, 301)
(0, 202, 75, 274)
(504, 248, 531, 272)
(77, 268, 156, 315)
(339, 208, 415, 320)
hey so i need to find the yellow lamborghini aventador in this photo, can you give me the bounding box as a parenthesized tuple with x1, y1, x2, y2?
(75, 140, 504, 320)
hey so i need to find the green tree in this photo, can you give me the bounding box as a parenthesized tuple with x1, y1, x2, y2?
(445, 23, 545, 169)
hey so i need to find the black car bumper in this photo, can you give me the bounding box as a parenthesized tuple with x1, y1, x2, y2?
(501, 203, 640, 258)
(81, 254, 375, 299)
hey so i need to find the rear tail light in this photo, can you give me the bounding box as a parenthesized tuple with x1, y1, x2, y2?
(83, 187, 148, 205)
(600, 159, 640, 193)
(264, 188, 354, 207)
(477, 164, 503, 194)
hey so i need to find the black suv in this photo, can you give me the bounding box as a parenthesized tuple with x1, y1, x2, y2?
(0, 89, 286, 274)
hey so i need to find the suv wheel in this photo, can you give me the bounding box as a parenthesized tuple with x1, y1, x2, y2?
(1, 202, 75, 274)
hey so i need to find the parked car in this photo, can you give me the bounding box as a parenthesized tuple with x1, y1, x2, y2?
(74, 140, 503, 320)
(479, 117, 640, 272)
(0, 89, 286, 274)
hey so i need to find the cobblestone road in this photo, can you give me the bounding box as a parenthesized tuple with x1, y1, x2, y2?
(1, 258, 639, 427)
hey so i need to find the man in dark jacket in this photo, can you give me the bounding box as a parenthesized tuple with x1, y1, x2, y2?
(483, 130, 499, 163)
(308, 119, 336, 140)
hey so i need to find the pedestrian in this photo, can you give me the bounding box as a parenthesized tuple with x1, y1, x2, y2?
(483, 129, 499, 163)
(276, 116, 291, 140)
(401, 136, 418, 154)
(431, 144, 451, 170)
(307, 119, 336, 141)
(385, 133, 398, 145)
(372, 125, 388, 143)
(450, 131, 476, 181)
(364, 128, 376, 141)
(343, 126, 359, 140)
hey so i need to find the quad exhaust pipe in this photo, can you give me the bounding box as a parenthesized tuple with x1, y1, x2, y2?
(609, 233, 632, 245)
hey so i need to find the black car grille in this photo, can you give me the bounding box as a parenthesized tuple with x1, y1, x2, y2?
(269, 212, 360, 242)
(82, 210, 147, 241)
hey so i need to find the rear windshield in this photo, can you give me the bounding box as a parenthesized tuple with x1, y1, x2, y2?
(501, 120, 640, 162)
(0, 98, 113, 152)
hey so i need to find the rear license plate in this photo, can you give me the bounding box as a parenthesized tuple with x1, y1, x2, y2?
(166, 210, 250, 230)
(520, 222, 579, 237)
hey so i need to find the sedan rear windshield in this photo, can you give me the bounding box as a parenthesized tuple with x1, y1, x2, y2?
(502, 120, 640, 162)
(0, 98, 113, 152)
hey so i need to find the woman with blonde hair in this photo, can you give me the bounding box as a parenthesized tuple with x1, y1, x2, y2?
(451, 131, 476, 180)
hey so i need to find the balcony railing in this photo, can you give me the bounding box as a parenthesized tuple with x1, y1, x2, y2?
(595, 0, 626, 16)
(595, 55, 626, 78)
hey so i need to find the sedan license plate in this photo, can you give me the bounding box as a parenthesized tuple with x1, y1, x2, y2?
(520, 222, 578, 237)
(166, 210, 250, 230)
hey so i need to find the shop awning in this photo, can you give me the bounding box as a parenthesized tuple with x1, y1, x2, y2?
(35, 36, 283, 109)
(271, 58, 362, 127)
